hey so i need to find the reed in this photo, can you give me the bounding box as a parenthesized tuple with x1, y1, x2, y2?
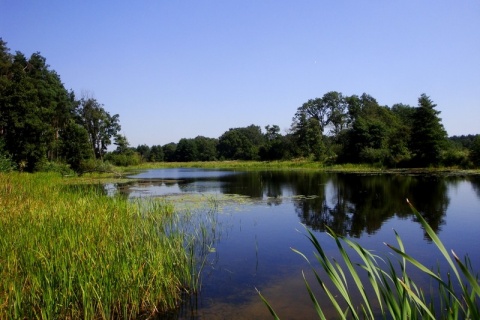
(259, 199, 479, 319)
(0, 172, 200, 319)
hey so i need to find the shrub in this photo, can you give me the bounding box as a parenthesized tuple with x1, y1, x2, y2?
(35, 161, 75, 176)
(0, 153, 16, 172)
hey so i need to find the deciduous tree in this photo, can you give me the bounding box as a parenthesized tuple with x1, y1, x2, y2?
(75, 97, 120, 160)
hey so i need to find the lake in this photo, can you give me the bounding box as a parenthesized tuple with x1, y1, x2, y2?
(109, 168, 480, 319)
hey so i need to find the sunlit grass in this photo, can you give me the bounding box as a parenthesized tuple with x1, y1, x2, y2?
(125, 160, 386, 172)
(0, 172, 202, 319)
(259, 200, 479, 319)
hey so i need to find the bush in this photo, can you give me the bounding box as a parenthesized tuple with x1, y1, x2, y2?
(104, 152, 142, 166)
(441, 148, 472, 168)
(36, 161, 75, 176)
(79, 159, 115, 174)
(0, 153, 16, 172)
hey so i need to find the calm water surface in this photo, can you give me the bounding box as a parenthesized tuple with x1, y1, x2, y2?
(109, 169, 480, 319)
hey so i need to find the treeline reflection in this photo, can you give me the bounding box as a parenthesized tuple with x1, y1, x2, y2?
(219, 171, 454, 238)
(111, 171, 480, 238)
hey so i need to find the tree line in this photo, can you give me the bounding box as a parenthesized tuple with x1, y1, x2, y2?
(0, 39, 122, 172)
(135, 92, 480, 168)
(1, 38, 479, 172)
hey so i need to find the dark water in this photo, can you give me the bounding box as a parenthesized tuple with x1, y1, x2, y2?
(110, 169, 480, 319)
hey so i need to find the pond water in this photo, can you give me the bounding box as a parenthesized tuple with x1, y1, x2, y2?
(109, 168, 480, 319)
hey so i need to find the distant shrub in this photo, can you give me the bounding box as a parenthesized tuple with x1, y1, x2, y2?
(441, 148, 472, 168)
(0, 153, 16, 172)
(36, 161, 75, 176)
(79, 159, 115, 174)
(104, 152, 142, 166)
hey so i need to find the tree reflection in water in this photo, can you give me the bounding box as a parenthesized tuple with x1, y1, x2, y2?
(111, 170, 456, 239)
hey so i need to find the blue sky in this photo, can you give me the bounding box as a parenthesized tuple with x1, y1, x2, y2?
(1, 1, 479, 147)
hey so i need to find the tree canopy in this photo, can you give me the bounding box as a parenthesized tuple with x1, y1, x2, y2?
(0, 39, 122, 172)
(1, 37, 478, 171)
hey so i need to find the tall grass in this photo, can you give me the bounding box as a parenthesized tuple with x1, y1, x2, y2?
(0, 172, 200, 319)
(259, 199, 479, 319)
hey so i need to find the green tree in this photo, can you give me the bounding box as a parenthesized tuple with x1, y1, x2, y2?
(113, 134, 130, 154)
(217, 125, 263, 160)
(136, 144, 151, 161)
(193, 136, 218, 161)
(175, 138, 198, 162)
(149, 145, 164, 162)
(290, 113, 325, 160)
(75, 97, 121, 160)
(410, 94, 448, 167)
(322, 91, 349, 136)
(338, 96, 411, 166)
(260, 125, 289, 160)
(469, 135, 480, 167)
(0, 50, 74, 171)
(59, 120, 93, 171)
(162, 143, 177, 162)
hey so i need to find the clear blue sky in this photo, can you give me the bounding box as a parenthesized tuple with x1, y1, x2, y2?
(1, 1, 479, 147)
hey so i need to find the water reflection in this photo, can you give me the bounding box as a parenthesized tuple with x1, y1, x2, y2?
(294, 173, 450, 238)
(106, 169, 480, 319)
(114, 169, 456, 238)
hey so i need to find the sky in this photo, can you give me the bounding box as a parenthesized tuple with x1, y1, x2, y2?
(1, 1, 479, 147)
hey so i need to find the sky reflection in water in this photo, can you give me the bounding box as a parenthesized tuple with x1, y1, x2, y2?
(109, 168, 480, 319)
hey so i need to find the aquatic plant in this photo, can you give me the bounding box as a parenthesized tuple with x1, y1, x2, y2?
(0, 172, 197, 319)
(259, 199, 479, 319)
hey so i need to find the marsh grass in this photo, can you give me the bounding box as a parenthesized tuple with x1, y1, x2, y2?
(123, 160, 480, 176)
(0, 172, 205, 319)
(259, 199, 479, 319)
(124, 160, 382, 172)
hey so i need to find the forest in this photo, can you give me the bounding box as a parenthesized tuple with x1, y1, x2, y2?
(1, 38, 479, 173)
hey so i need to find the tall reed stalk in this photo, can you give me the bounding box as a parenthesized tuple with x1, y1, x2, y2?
(259, 199, 479, 319)
(0, 172, 199, 319)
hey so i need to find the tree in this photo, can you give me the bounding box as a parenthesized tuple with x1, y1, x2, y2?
(469, 135, 480, 167)
(113, 134, 130, 154)
(410, 94, 448, 167)
(194, 136, 218, 161)
(260, 125, 289, 160)
(136, 144, 151, 161)
(175, 138, 198, 162)
(217, 125, 264, 160)
(75, 97, 121, 160)
(294, 91, 349, 137)
(0, 50, 74, 170)
(59, 120, 93, 171)
(322, 91, 349, 136)
(335, 96, 412, 166)
(149, 145, 164, 162)
(162, 143, 177, 162)
(290, 113, 325, 160)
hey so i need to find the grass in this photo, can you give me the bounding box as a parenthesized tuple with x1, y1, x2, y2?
(0, 172, 212, 319)
(122, 160, 480, 176)
(259, 199, 480, 319)
(123, 160, 384, 172)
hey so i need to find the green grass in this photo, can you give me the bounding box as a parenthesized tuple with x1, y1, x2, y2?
(259, 199, 480, 319)
(0, 172, 205, 319)
(124, 160, 385, 172)
(122, 160, 480, 175)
